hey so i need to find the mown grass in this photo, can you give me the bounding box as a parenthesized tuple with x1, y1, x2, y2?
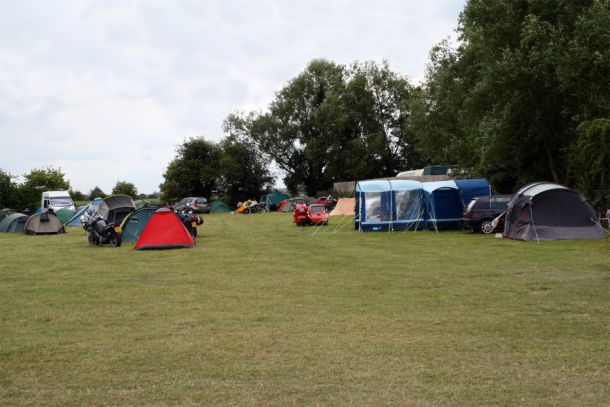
(1, 213, 608, 406)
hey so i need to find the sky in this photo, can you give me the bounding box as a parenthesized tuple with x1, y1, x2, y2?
(0, 0, 465, 194)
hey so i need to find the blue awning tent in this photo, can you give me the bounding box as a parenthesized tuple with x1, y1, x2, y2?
(65, 198, 102, 226)
(355, 179, 425, 231)
(422, 181, 463, 230)
(356, 178, 492, 231)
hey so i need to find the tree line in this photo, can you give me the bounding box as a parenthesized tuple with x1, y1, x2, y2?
(162, 0, 608, 209)
(0, 167, 146, 211)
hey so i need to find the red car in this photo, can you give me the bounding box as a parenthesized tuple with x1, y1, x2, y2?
(293, 204, 329, 226)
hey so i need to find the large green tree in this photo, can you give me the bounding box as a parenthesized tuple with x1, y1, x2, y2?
(160, 136, 272, 205)
(413, 0, 610, 205)
(0, 169, 22, 209)
(225, 59, 421, 195)
(217, 135, 274, 205)
(21, 167, 70, 210)
(88, 186, 107, 200)
(112, 181, 138, 197)
(160, 137, 222, 202)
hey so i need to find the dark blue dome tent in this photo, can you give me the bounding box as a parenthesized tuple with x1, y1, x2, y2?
(355, 179, 425, 231)
(503, 182, 605, 241)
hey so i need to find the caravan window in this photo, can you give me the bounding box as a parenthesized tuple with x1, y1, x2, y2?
(50, 197, 73, 206)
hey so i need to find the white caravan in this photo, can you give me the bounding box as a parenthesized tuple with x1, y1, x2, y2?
(41, 191, 75, 212)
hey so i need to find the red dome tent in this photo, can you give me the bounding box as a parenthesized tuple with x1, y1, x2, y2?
(134, 208, 195, 250)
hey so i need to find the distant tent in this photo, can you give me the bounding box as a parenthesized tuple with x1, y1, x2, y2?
(210, 200, 231, 213)
(120, 207, 157, 243)
(276, 199, 289, 211)
(260, 192, 289, 211)
(355, 180, 425, 231)
(66, 198, 103, 226)
(503, 182, 605, 241)
(134, 208, 194, 250)
(330, 198, 355, 216)
(24, 211, 65, 235)
(0, 208, 16, 222)
(98, 195, 135, 224)
(0, 213, 29, 233)
(55, 208, 75, 224)
(280, 197, 315, 212)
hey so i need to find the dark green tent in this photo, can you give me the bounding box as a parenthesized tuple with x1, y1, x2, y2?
(120, 207, 157, 243)
(210, 200, 231, 213)
(261, 192, 289, 210)
(55, 208, 75, 224)
(0, 213, 28, 233)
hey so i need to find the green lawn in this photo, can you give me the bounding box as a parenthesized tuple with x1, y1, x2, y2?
(1, 213, 608, 406)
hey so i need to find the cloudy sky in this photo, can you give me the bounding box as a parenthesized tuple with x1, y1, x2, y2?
(0, 0, 464, 194)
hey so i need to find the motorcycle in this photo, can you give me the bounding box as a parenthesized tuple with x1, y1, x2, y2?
(174, 205, 203, 238)
(81, 210, 122, 247)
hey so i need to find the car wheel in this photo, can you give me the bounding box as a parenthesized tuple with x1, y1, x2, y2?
(480, 219, 494, 234)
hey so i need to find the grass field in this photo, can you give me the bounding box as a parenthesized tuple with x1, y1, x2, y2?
(1, 213, 608, 406)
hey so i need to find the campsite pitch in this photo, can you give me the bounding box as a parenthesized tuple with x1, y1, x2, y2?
(0, 213, 608, 405)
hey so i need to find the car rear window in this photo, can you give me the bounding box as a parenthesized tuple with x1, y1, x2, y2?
(492, 197, 511, 209)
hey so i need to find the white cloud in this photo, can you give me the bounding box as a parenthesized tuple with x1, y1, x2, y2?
(0, 0, 464, 193)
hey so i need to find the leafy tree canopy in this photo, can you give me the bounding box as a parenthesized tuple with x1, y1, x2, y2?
(411, 0, 609, 206)
(21, 167, 70, 210)
(112, 181, 138, 197)
(89, 186, 107, 200)
(160, 136, 272, 206)
(224, 59, 422, 195)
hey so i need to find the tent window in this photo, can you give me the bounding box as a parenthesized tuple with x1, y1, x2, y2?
(395, 190, 422, 221)
(364, 192, 391, 222)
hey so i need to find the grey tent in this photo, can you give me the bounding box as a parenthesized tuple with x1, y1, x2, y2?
(503, 182, 605, 241)
(0, 213, 29, 233)
(24, 211, 65, 235)
(0, 208, 16, 222)
(280, 197, 315, 212)
(98, 195, 135, 224)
